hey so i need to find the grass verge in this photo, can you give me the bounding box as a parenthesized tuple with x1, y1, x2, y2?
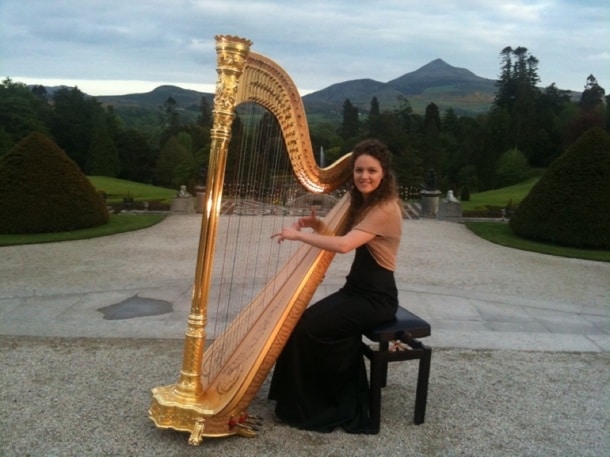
(0, 214, 167, 247)
(88, 176, 176, 204)
(460, 173, 542, 211)
(465, 221, 610, 263)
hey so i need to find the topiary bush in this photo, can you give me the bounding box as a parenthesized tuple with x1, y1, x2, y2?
(509, 127, 610, 249)
(0, 132, 109, 234)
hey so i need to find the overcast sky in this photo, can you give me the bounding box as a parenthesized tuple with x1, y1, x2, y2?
(1, 0, 608, 96)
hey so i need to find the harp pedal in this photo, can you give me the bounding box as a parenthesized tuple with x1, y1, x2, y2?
(187, 417, 205, 446)
(233, 423, 257, 438)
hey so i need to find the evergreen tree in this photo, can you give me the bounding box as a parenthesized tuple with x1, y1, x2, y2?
(490, 46, 542, 165)
(159, 96, 181, 147)
(580, 75, 605, 111)
(87, 114, 120, 176)
(0, 78, 50, 153)
(50, 86, 101, 171)
(198, 95, 213, 129)
(367, 96, 382, 138)
(154, 135, 190, 188)
(423, 102, 442, 175)
(116, 128, 156, 183)
(565, 75, 607, 144)
(340, 99, 359, 142)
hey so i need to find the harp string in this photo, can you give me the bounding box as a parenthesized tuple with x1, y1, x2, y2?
(206, 102, 302, 376)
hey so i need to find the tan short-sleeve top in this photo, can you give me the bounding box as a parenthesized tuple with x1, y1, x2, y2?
(353, 199, 402, 271)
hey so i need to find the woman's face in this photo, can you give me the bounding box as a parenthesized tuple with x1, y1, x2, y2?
(353, 153, 384, 198)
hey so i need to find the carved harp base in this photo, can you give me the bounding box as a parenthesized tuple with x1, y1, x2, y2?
(149, 385, 255, 445)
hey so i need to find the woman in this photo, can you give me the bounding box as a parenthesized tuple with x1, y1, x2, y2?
(269, 138, 403, 434)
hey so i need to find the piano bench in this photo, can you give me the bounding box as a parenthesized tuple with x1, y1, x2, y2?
(361, 306, 432, 432)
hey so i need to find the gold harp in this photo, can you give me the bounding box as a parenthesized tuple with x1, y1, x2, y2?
(149, 35, 352, 445)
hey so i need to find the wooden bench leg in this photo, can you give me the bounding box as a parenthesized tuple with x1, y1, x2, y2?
(362, 337, 432, 430)
(413, 342, 431, 425)
(378, 341, 389, 388)
(368, 350, 384, 433)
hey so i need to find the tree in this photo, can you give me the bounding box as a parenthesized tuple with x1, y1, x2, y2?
(50, 86, 101, 171)
(339, 98, 359, 142)
(87, 113, 120, 177)
(534, 83, 572, 165)
(580, 75, 605, 111)
(495, 148, 529, 187)
(0, 78, 50, 153)
(197, 95, 213, 129)
(367, 96, 382, 138)
(491, 46, 542, 165)
(565, 75, 607, 145)
(159, 96, 181, 147)
(395, 96, 415, 134)
(423, 102, 442, 175)
(115, 128, 156, 183)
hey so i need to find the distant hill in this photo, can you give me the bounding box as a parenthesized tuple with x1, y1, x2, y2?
(30, 60, 518, 127)
(388, 58, 494, 93)
(97, 85, 213, 109)
(303, 58, 497, 116)
(90, 59, 498, 119)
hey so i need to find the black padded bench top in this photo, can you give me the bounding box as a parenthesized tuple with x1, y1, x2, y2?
(364, 306, 431, 342)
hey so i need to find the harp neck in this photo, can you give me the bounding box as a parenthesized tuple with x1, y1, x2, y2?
(216, 35, 351, 194)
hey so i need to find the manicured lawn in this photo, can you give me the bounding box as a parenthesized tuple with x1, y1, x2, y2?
(466, 221, 610, 262)
(460, 174, 542, 211)
(0, 214, 167, 246)
(88, 176, 176, 204)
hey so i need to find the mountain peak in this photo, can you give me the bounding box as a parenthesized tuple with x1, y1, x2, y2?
(423, 58, 451, 68)
(386, 59, 494, 95)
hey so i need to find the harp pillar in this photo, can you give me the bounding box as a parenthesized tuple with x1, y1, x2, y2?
(149, 35, 253, 444)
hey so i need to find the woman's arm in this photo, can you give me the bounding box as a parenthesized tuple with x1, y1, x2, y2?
(272, 224, 375, 253)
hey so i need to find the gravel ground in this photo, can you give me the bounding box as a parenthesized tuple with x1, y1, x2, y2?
(1, 336, 608, 457)
(1, 215, 608, 310)
(1, 214, 608, 456)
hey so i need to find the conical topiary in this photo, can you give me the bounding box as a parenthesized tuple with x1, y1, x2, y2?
(509, 127, 610, 249)
(0, 131, 109, 234)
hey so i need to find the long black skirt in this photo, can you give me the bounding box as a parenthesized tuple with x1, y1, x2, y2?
(268, 246, 397, 433)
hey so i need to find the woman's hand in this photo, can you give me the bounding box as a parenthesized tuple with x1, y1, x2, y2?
(294, 209, 321, 232)
(272, 209, 319, 244)
(271, 226, 301, 244)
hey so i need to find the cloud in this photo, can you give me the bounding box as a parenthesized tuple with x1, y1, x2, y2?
(1, 0, 608, 95)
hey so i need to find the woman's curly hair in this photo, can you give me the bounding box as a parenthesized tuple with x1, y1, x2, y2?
(346, 138, 400, 227)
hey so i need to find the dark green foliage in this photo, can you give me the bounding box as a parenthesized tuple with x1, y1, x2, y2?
(50, 87, 99, 171)
(460, 186, 471, 201)
(0, 132, 109, 234)
(0, 78, 51, 154)
(87, 115, 120, 177)
(340, 98, 359, 141)
(509, 128, 610, 249)
(495, 148, 529, 188)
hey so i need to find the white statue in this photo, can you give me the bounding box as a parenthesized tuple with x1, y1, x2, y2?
(178, 185, 191, 198)
(446, 190, 459, 203)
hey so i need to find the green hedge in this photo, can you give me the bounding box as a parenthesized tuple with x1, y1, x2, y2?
(509, 128, 610, 249)
(0, 132, 109, 234)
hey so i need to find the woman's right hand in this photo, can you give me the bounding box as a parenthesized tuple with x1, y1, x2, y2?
(294, 209, 320, 232)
